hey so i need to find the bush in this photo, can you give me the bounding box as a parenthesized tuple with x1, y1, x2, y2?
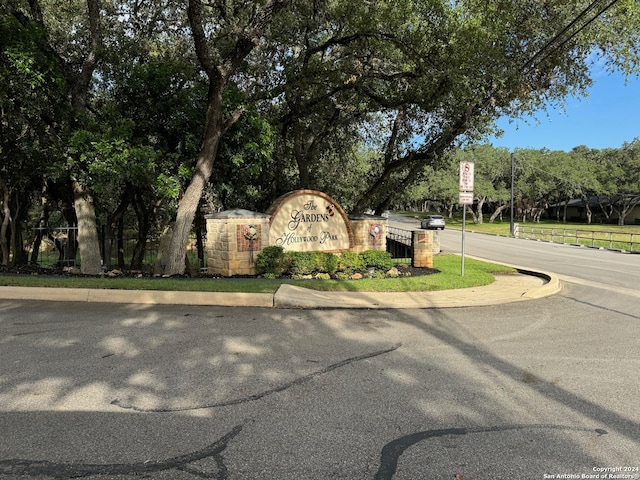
(318, 252, 338, 274)
(257, 248, 395, 278)
(288, 252, 315, 275)
(337, 251, 365, 272)
(361, 250, 394, 270)
(287, 251, 339, 275)
(255, 246, 286, 276)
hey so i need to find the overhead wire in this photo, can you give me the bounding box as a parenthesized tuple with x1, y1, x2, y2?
(522, 0, 621, 74)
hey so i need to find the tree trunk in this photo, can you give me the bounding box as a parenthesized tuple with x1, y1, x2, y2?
(195, 203, 205, 270)
(117, 218, 125, 268)
(163, 0, 291, 276)
(10, 196, 26, 266)
(165, 119, 224, 275)
(489, 203, 509, 223)
(72, 180, 102, 274)
(131, 189, 153, 271)
(0, 179, 10, 266)
(562, 197, 569, 223)
(475, 196, 486, 224)
(582, 196, 593, 224)
(104, 184, 132, 270)
(31, 209, 48, 265)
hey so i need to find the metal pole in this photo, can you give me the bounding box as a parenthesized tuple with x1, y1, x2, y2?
(461, 204, 466, 277)
(510, 152, 515, 236)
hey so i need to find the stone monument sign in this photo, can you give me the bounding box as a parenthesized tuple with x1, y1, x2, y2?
(205, 190, 390, 276)
(266, 190, 354, 252)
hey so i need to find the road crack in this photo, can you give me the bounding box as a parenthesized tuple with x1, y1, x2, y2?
(111, 343, 401, 413)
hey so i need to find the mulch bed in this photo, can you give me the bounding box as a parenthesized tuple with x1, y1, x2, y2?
(0, 264, 439, 279)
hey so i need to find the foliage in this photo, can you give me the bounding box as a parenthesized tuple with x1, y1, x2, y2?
(395, 141, 640, 225)
(336, 251, 366, 273)
(0, 255, 514, 292)
(254, 246, 287, 277)
(360, 250, 395, 270)
(3, 0, 640, 273)
(256, 248, 395, 277)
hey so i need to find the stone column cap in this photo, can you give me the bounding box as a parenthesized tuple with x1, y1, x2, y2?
(205, 209, 271, 220)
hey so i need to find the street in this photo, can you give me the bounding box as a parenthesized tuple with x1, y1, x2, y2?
(1, 223, 639, 479)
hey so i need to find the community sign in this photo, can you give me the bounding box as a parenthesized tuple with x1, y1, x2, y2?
(266, 190, 353, 252)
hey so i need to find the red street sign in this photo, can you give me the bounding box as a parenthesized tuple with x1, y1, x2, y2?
(459, 161, 475, 191)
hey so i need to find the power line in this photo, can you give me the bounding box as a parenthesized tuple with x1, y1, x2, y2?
(522, 0, 621, 74)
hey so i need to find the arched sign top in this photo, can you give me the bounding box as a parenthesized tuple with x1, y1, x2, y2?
(266, 190, 354, 252)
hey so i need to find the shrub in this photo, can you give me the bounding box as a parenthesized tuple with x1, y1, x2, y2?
(288, 252, 315, 275)
(287, 251, 339, 275)
(255, 246, 286, 276)
(257, 248, 394, 278)
(318, 252, 338, 274)
(337, 251, 365, 272)
(361, 250, 394, 270)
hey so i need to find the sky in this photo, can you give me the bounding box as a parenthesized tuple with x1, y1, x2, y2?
(489, 69, 640, 152)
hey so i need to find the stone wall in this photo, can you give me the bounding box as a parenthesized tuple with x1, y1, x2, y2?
(205, 191, 393, 277)
(205, 209, 271, 277)
(348, 215, 387, 253)
(412, 230, 436, 268)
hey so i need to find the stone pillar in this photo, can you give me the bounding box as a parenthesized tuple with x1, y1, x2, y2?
(205, 209, 271, 277)
(412, 230, 435, 268)
(348, 215, 387, 253)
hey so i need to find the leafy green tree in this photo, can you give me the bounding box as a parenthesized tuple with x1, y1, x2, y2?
(163, 0, 292, 275)
(0, 11, 69, 265)
(597, 139, 640, 225)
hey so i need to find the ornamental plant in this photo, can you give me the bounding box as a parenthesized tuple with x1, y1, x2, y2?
(256, 249, 395, 278)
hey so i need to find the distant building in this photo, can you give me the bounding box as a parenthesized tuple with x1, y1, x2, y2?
(549, 194, 640, 224)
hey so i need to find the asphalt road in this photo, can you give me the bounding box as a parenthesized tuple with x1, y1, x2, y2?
(1, 220, 639, 479)
(390, 213, 640, 292)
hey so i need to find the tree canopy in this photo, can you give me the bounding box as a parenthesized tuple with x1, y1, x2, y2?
(1, 0, 639, 271)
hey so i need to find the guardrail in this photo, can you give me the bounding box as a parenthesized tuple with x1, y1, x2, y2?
(517, 226, 640, 252)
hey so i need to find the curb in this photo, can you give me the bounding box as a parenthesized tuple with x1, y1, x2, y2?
(1, 267, 561, 309)
(0, 286, 274, 307)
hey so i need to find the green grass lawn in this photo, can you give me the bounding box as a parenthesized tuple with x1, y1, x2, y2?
(0, 255, 514, 293)
(398, 211, 640, 251)
(398, 211, 640, 234)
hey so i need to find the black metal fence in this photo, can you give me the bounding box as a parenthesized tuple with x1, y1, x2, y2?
(386, 227, 412, 259)
(31, 225, 413, 270)
(30, 227, 205, 271)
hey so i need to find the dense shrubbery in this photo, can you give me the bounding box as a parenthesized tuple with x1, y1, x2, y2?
(254, 246, 288, 277)
(255, 248, 398, 279)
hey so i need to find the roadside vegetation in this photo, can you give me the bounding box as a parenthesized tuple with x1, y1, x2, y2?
(2, 2, 639, 275)
(400, 212, 640, 235)
(0, 254, 515, 294)
(398, 212, 640, 252)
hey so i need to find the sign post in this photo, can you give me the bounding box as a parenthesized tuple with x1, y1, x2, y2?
(459, 161, 475, 277)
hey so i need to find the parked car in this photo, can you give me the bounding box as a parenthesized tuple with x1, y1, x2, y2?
(421, 215, 446, 230)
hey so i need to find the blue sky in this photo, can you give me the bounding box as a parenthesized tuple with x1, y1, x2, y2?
(489, 69, 640, 152)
